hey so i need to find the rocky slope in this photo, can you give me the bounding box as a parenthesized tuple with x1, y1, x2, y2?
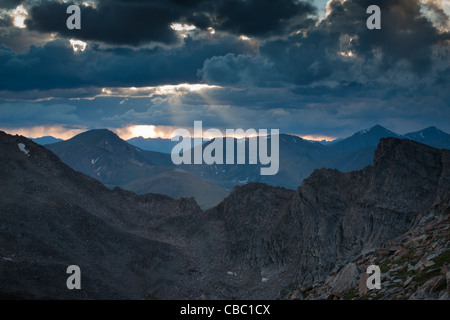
(206, 138, 450, 297)
(0, 131, 205, 299)
(297, 200, 450, 300)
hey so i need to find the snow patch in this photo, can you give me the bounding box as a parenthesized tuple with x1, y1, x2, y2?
(3, 257, 13, 262)
(420, 132, 424, 138)
(18, 143, 30, 156)
(227, 271, 237, 276)
(238, 178, 249, 184)
(261, 277, 268, 282)
(135, 148, 142, 152)
(91, 157, 99, 165)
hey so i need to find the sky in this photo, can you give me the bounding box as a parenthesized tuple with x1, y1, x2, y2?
(0, 0, 449, 141)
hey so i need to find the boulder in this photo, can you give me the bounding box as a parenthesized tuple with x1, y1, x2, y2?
(329, 263, 361, 297)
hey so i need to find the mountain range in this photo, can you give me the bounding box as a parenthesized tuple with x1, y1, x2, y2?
(31, 136, 63, 145)
(1, 131, 449, 299)
(45, 129, 228, 210)
(126, 136, 179, 154)
(40, 125, 450, 208)
(179, 125, 450, 189)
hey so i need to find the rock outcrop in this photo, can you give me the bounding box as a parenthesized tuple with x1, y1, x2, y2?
(208, 138, 450, 297)
(300, 197, 450, 300)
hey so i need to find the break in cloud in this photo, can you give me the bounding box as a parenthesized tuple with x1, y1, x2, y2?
(0, 0, 448, 139)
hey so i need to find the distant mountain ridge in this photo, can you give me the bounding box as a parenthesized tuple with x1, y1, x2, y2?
(42, 125, 450, 200)
(404, 126, 450, 150)
(126, 136, 178, 154)
(31, 136, 63, 145)
(329, 125, 404, 153)
(45, 129, 228, 209)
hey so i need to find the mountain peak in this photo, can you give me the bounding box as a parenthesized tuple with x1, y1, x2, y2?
(404, 126, 450, 149)
(331, 125, 401, 153)
(370, 124, 386, 130)
(52, 129, 123, 148)
(419, 126, 446, 135)
(358, 124, 394, 135)
(77, 128, 119, 139)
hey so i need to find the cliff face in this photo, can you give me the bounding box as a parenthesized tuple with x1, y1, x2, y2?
(209, 138, 450, 292)
(298, 189, 450, 300)
(1, 132, 449, 299)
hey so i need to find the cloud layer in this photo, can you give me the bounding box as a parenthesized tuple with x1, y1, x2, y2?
(0, 0, 448, 138)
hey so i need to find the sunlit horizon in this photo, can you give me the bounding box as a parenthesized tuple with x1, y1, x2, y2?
(1, 125, 339, 142)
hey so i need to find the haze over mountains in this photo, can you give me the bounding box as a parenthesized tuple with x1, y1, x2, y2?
(126, 137, 178, 154)
(39, 125, 450, 208)
(31, 136, 63, 145)
(45, 129, 228, 210)
(1, 131, 449, 299)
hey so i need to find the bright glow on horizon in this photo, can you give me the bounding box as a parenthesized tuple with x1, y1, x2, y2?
(115, 125, 270, 141)
(115, 125, 179, 140)
(1, 125, 339, 143)
(1, 125, 86, 140)
(129, 125, 156, 139)
(297, 134, 338, 142)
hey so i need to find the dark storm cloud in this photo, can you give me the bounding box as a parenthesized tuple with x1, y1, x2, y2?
(26, 1, 181, 46)
(325, 0, 450, 73)
(24, 0, 316, 45)
(0, 102, 80, 126)
(201, 0, 449, 88)
(201, 30, 342, 87)
(212, 0, 317, 37)
(0, 36, 255, 91)
(1, 0, 449, 138)
(199, 53, 284, 87)
(0, 0, 24, 9)
(0, 16, 11, 27)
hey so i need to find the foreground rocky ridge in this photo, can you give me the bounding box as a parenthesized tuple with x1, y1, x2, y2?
(0, 131, 204, 299)
(208, 138, 450, 296)
(0, 131, 449, 299)
(298, 202, 450, 300)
